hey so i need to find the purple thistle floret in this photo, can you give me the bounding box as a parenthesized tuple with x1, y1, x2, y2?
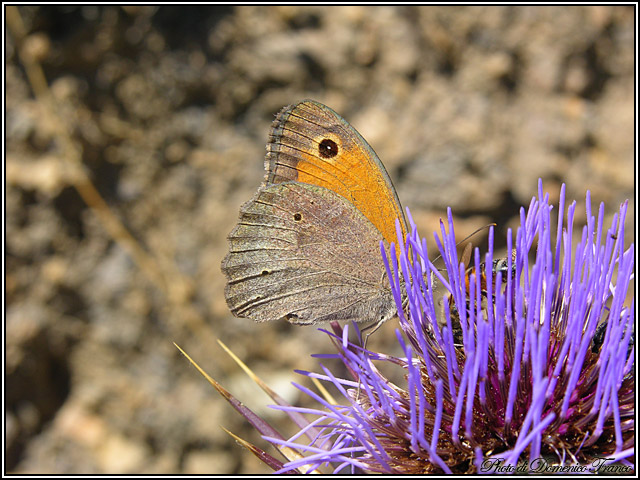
(266, 181, 634, 474)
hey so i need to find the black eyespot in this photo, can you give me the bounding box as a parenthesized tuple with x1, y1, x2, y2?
(318, 138, 338, 158)
(261, 270, 270, 276)
(294, 213, 302, 221)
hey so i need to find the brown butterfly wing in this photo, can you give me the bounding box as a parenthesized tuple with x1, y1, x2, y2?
(265, 100, 407, 245)
(221, 182, 397, 325)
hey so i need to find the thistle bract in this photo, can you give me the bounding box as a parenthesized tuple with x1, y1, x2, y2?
(266, 182, 634, 474)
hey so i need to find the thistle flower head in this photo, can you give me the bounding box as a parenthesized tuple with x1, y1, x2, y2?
(266, 182, 635, 474)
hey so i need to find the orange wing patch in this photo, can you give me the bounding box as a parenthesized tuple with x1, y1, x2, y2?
(266, 100, 406, 245)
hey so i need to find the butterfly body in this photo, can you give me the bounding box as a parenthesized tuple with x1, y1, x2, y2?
(443, 245, 516, 341)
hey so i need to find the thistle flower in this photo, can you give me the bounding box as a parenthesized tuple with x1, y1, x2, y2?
(264, 181, 634, 474)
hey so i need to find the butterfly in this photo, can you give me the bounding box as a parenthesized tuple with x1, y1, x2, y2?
(222, 100, 407, 326)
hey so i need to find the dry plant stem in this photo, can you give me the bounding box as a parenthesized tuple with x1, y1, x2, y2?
(174, 343, 317, 473)
(6, 6, 209, 336)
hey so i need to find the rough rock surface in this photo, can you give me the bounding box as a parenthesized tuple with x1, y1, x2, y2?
(6, 6, 634, 474)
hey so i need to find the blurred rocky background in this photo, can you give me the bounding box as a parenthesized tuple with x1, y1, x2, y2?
(5, 5, 635, 474)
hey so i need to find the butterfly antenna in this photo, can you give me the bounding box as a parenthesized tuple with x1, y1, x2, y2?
(431, 223, 497, 265)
